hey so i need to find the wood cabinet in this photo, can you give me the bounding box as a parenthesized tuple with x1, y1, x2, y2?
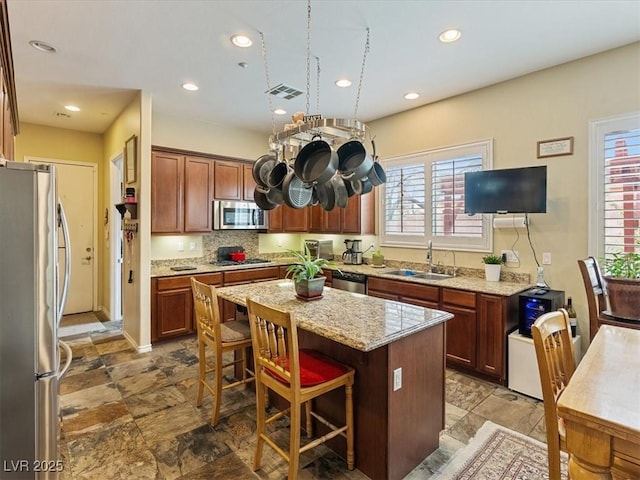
(214, 160, 242, 200)
(151, 150, 213, 233)
(243, 164, 257, 201)
(308, 192, 375, 234)
(442, 288, 477, 369)
(367, 277, 440, 308)
(220, 267, 279, 321)
(268, 205, 309, 233)
(151, 272, 222, 342)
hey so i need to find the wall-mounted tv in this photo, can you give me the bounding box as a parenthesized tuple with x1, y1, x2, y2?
(464, 166, 547, 214)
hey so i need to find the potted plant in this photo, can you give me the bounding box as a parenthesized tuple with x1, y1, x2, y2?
(602, 252, 640, 320)
(372, 249, 385, 267)
(482, 254, 504, 282)
(285, 246, 335, 300)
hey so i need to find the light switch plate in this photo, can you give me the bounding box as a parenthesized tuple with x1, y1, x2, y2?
(393, 368, 402, 391)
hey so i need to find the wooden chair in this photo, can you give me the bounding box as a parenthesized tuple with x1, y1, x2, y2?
(246, 297, 355, 479)
(577, 256, 607, 340)
(531, 308, 576, 480)
(190, 277, 254, 425)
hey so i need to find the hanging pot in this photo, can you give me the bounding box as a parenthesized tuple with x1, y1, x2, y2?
(352, 177, 373, 195)
(315, 181, 336, 211)
(252, 154, 277, 189)
(282, 172, 313, 209)
(294, 137, 339, 185)
(331, 175, 349, 208)
(254, 186, 279, 210)
(338, 139, 374, 180)
(367, 162, 387, 186)
(267, 161, 289, 189)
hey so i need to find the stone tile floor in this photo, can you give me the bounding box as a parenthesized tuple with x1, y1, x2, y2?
(56, 318, 549, 479)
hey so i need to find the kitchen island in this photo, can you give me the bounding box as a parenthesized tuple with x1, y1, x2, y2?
(216, 279, 453, 480)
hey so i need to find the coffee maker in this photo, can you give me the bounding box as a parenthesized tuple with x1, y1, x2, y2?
(342, 239, 363, 265)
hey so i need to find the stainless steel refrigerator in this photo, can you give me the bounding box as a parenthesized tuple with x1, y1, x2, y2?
(0, 160, 72, 478)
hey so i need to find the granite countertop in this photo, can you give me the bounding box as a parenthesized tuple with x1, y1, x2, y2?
(216, 279, 453, 352)
(151, 257, 531, 297)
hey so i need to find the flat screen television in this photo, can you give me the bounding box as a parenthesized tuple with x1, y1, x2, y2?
(464, 166, 547, 214)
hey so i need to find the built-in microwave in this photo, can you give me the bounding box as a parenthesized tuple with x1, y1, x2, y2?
(213, 200, 268, 230)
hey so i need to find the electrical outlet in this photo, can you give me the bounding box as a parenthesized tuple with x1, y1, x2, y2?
(542, 252, 552, 265)
(189, 242, 196, 251)
(177, 241, 184, 252)
(393, 367, 402, 391)
(501, 250, 519, 263)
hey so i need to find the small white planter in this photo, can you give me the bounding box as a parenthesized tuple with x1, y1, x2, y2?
(484, 264, 501, 282)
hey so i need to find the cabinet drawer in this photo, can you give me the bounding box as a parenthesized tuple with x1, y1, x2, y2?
(368, 277, 439, 302)
(156, 272, 223, 291)
(442, 288, 476, 308)
(224, 267, 279, 285)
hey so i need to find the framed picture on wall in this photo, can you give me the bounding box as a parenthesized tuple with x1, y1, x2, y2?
(125, 135, 137, 184)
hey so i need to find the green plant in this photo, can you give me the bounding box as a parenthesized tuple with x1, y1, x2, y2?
(603, 252, 640, 279)
(285, 246, 337, 282)
(372, 249, 383, 258)
(482, 254, 504, 265)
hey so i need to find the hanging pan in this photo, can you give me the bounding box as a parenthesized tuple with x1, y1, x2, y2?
(294, 137, 339, 185)
(254, 186, 279, 210)
(252, 153, 277, 189)
(367, 138, 386, 186)
(315, 181, 336, 211)
(331, 175, 349, 208)
(282, 173, 313, 209)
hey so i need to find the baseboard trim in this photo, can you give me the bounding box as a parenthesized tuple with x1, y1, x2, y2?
(122, 329, 152, 353)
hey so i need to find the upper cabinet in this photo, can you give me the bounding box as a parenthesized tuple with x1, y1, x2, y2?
(213, 160, 242, 200)
(0, 0, 19, 160)
(308, 191, 375, 234)
(151, 150, 213, 233)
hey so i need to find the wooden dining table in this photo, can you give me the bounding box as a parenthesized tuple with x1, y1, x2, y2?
(557, 325, 640, 480)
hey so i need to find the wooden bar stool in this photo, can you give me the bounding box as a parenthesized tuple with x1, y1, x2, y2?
(246, 297, 355, 479)
(532, 308, 576, 480)
(190, 277, 254, 425)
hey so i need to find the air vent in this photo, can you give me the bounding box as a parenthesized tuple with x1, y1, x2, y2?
(265, 83, 304, 100)
(55, 112, 71, 118)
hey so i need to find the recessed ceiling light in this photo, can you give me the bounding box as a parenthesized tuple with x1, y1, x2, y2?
(238, 62, 248, 69)
(182, 83, 199, 91)
(29, 40, 56, 53)
(404, 92, 420, 100)
(64, 105, 80, 112)
(231, 34, 252, 48)
(335, 79, 352, 88)
(439, 29, 462, 43)
(273, 109, 287, 115)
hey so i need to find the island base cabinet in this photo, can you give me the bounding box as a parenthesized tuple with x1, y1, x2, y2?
(297, 322, 445, 480)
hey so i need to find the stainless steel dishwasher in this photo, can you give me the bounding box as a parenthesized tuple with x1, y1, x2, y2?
(331, 271, 367, 294)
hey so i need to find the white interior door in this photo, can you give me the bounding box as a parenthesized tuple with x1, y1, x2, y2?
(29, 158, 96, 314)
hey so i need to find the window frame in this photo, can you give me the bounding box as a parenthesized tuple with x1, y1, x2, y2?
(379, 139, 493, 252)
(588, 112, 640, 259)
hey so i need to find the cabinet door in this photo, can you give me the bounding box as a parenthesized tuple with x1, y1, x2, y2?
(324, 207, 341, 233)
(341, 195, 362, 233)
(443, 304, 477, 369)
(367, 289, 399, 301)
(283, 205, 309, 232)
(268, 207, 283, 232)
(214, 161, 242, 200)
(476, 294, 505, 379)
(243, 164, 257, 201)
(156, 288, 193, 339)
(151, 152, 184, 233)
(184, 156, 213, 232)
(308, 205, 323, 232)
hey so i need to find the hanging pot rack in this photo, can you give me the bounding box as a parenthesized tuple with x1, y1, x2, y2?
(272, 117, 367, 150)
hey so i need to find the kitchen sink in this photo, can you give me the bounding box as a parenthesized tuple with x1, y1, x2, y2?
(413, 272, 452, 280)
(383, 269, 452, 280)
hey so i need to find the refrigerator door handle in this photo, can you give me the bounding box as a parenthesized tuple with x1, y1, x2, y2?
(58, 340, 73, 379)
(57, 202, 71, 325)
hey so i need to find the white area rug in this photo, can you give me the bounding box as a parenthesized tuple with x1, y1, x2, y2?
(59, 314, 106, 338)
(437, 421, 567, 479)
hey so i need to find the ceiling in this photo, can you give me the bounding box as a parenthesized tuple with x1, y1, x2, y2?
(6, 0, 640, 136)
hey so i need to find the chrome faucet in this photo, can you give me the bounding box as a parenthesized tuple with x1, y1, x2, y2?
(444, 250, 457, 277)
(426, 240, 433, 273)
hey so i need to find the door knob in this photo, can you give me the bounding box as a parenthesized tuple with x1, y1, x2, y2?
(84, 256, 92, 261)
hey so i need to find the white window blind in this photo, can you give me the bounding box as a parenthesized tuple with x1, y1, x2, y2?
(589, 112, 640, 260)
(380, 139, 492, 251)
(603, 128, 640, 258)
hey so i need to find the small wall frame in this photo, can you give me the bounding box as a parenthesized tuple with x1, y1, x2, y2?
(125, 135, 137, 184)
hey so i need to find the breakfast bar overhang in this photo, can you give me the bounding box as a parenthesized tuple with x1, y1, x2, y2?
(216, 279, 453, 480)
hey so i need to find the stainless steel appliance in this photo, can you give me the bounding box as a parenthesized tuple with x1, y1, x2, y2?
(213, 200, 268, 230)
(304, 239, 333, 260)
(0, 161, 73, 478)
(331, 271, 367, 294)
(342, 239, 364, 265)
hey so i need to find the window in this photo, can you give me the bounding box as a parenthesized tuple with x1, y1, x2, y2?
(590, 113, 640, 260)
(380, 140, 493, 251)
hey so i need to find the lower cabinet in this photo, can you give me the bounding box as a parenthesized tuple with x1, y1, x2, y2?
(151, 273, 223, 342)
(367, 278, 519, 385)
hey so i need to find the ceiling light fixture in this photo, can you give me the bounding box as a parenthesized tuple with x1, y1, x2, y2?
(64, 105, 80, 112)
(404, 92, 420, 100)
(335, 79, 352, 88)
(182, 83, 199, 91)
(238, 62, 248, 69)
(439, 29, 462, 43)
(231, 34, 252, 48)
(273, 109, 286, 115)
(29, 40, 56, 53)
